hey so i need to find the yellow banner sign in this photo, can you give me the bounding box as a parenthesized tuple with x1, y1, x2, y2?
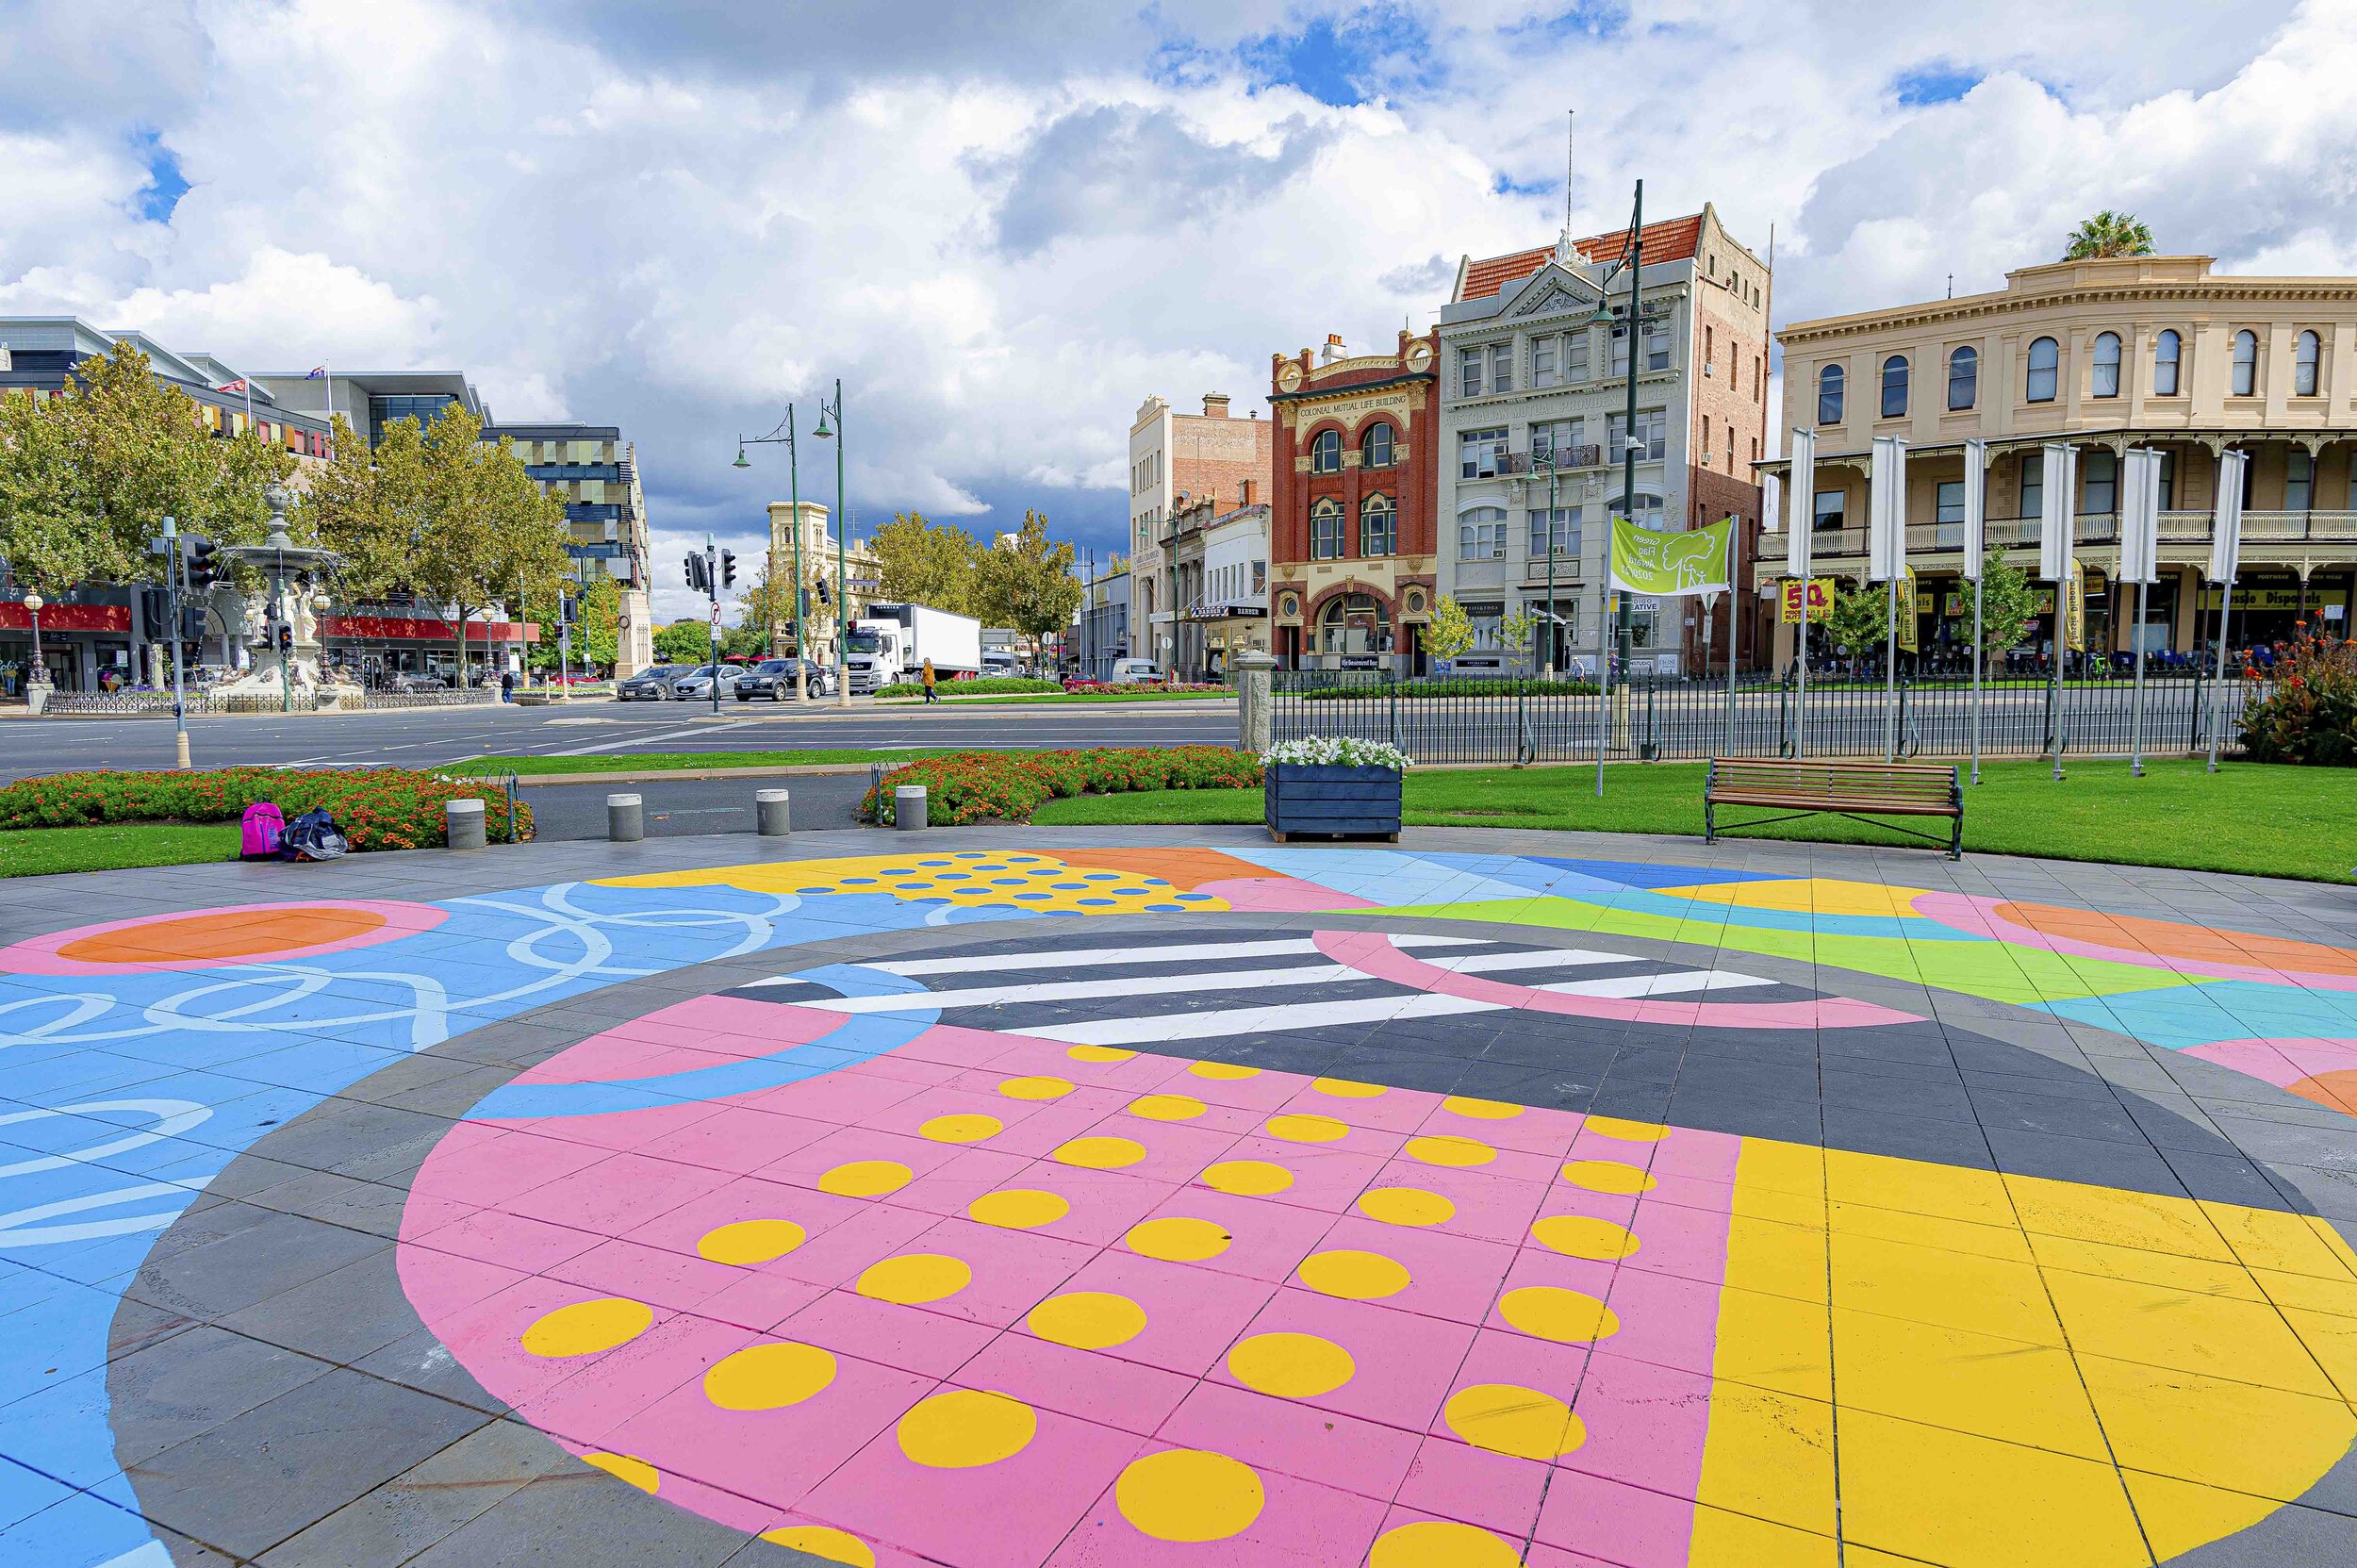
(1780, 578, 1835, 624)
(1897, 567, 1920, 653)
(2196, 586, 2349, 612)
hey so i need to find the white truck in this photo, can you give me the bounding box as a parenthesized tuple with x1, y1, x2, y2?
(842, 602, 983, 694)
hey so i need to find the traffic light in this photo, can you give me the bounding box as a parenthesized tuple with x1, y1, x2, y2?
(559, 594, 578, 628)
(815, 579, 831, 606)
(684, 553, 709, 592)
(180, 604, 206, 642)
(183, 536, 218, 591)
(275, 623, 293, 654)
(140, 586, 171, 635)
(720, 551, 737, 590)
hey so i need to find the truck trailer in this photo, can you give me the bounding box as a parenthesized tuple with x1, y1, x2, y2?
(841, 602, 983, 694)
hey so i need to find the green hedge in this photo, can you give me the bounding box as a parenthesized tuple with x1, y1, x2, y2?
(860, 747, 1261, 825)
(875, 676, 1063, 697)
(0, 767, 532, 851)
(1299, 678, 1602, 700)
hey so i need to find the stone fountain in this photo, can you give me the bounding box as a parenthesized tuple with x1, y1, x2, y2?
(212, 484, 365, 712)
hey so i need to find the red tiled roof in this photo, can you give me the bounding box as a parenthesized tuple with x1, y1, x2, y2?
(1457, 211, 1708, 301)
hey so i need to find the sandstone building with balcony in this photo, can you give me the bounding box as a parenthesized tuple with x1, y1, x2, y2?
(1128, 393, 1273, 671)
(1437, 206, 1772, 674)
(1762, 254, 2357, 667)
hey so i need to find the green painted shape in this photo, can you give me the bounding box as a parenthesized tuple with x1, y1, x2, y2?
(1384, 896, 2200, 1007)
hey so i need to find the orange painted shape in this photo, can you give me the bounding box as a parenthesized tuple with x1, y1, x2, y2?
(58, 907, 387, 964)
(1053, 848, 1274, 891)
(1993, 901, 2357, 978)
(2289, 1072, 2357, 1117)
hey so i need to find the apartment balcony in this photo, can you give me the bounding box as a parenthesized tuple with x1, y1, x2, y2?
(1753, 508, 2357, 565)
(1498, 446, 1606, 475)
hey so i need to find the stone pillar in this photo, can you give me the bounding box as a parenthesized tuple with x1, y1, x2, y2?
(1236, 649, 1277, 754)
(445, 799, 487, 850)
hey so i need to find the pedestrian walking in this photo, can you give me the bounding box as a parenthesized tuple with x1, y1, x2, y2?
(499, 667, 516, 703)
(921, 658, 939, 703)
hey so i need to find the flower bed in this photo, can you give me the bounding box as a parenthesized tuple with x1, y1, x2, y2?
(1061, 679, 1230, 695)
(0, 767, 532, 851)
(860, 747, 1260, 825)
(874, 676, 1064, 698)
(2240, 626, 2357, 765)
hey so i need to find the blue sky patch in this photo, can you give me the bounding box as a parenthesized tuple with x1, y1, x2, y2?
(134, 130, 189, 223)
(1895, 65, 1982, 106)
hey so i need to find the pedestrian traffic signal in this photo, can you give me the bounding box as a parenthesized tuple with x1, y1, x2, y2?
(720, 551, 737, 589)
(684, 553, 710, 592)
(180, 604, 206, 642)
(559, 594, 577, 628)
(183, 536, 218, 590)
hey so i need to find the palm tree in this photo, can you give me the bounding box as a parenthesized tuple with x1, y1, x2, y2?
(2063, 210, 2155, 260)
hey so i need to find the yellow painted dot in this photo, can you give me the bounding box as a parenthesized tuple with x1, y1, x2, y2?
(1405, 1134, 1496, 1168)
(520, 1297, 651, 1358)
(703, 1342, 836, 1411)
(819, 1160, 913, 1197)
(1188, 1062, 1261, 1081)
(1531, 1214, 1640, 1260)
(1559, 1160, 1656, 1195)
(999, 1075, 1074, 1100)
(920, 1113, 1002, 1144)
(696, 1218, 805, 1266)
(1265, 1113, 1347, 1144)
(1126, 1215, 1231, 1262)
(856, 1253, 971, 1305)
(759, 1526, 874, 1566)
(1498, 1285, 1620, 1343)
(1129, 1093, 1208, 1122)
(1357, 1186, 1456, 1227)
(1227, 1332, 1355, 1397)
(1052, 1135, 1145, 1169)
(969, 1188, 1069, 1229)
(896, 1389, 1036, 1469)
(1312, 1077, 1386, 1098)
(1442, 1096, 1523, 1120)
(1296, 1249, 1410, 1300)
(1116, 1448, 1265, 1543)
(1067, 1044, 1137, 1064)
(1370, 1518, 1525, 1567)
(1200, 1160, 1294, 1197)
(1585, 1115, 1669, 1142)
(1027, 1291, 1146, 1349)
(583, 1451, 659, 1494)
(1443, 1383, 1584, 1460)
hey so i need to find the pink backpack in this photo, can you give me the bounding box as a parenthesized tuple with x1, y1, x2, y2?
(239, 801, 286, 860)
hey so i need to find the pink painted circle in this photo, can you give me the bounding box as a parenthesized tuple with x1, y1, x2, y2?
(0, 899, 448, 974)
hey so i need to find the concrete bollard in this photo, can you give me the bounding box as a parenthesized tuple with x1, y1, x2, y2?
(1236, 648, 1277, 754)
(446, 798, 487, 850)
(756, 787, 791, 836)
(607, 792, 644, 843)
(894, 784, 928, 831)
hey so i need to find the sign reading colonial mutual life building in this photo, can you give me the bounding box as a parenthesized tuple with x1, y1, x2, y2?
(1607, 516, 1732, 597)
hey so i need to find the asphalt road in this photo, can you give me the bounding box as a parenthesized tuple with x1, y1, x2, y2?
(0, 697, 1239, 783)
(519, 770, 876, 840)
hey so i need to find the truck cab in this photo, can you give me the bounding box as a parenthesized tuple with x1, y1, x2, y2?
(841, 621, 906, 694)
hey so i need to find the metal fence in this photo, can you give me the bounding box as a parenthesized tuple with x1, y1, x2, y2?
(32, 686, 501, 717)
(1272, 669, 2267, 766)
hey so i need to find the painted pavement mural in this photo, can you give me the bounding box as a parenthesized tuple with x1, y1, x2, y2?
(1, 847, 2355, 1565)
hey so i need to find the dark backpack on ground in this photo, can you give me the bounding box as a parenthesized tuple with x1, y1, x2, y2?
(279, 808, 350, 862)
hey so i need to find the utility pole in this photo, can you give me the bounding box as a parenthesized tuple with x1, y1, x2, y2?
(704, 535, 720, 716)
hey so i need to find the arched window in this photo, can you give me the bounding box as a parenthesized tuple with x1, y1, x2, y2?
(1607, 492, 1665, 526)
(1881, 355, 1909, 419)
(1817, 363, 1845, 424)
(2232, 330, 2258, 397)
(2025, 337, 2059, 403)
(1458, 505, 1508, 560)
(2091, 332, 2121, 398)
(1360, 421, 1395, 469)
(1360, 494, 1396, 556)
(2153, 330, 2182, 396)
(1310, 498, 1344, 559)
(1947, 346, 1978, 410)
(1318, 592, 1392, 655)
(2296, 330, 2321, 396)
(1309, 429, 1342, 473)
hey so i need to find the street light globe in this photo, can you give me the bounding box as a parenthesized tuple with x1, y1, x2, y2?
(312, 592, 331, 612)
(21, 593, 41, 614)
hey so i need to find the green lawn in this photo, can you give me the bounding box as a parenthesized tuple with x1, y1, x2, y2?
(1030, 758, 2357, 883)
(444, 750, 944, 777)
(0, 822, 242, 879)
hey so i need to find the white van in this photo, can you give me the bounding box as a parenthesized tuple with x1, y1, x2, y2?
(1110, 658, 1164, 684)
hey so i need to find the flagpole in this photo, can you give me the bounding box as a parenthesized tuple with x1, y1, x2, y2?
(1884, 577, 1899, 762)
(2206, 447, 2248, 774)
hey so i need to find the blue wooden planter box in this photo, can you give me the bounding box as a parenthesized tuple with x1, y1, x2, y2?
(1264, 763, 1403, 841)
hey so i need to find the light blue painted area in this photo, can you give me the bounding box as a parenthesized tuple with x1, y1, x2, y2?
(2037, 980, 2357, 1050)
(464, 966, 937, 1120)
(1223, 847, 1546, 907)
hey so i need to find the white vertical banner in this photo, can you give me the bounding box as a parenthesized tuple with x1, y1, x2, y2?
(1786, 429, 1815, 581)
(2211, 448, 2248, 585)
(1960, 438, 1986, 580)
(2118, 448, 2162, 586)
(2039, 443, 2078, 582)
(1868, 435, 1907, 582)
(1761, 469, 1782, 536)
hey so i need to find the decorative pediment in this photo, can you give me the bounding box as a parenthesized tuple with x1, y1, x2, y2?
(1507, 267, 1599, 321)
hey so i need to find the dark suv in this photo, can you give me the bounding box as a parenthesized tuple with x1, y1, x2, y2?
(616, 665, 682, 701)
(735, 658, 834, 701)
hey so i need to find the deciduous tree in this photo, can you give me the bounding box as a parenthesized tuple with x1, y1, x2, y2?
(869, 512, 982, 615)
(974, 510, 1082, 656)
(1421, 595, 1476, 663)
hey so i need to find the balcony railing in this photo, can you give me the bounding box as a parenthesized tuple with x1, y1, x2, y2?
(1755, 508, 2357, 563)
(1500, 446, 1607, 475)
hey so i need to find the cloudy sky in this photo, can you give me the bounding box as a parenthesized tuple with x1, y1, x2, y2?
(6, 0, 2349, 619)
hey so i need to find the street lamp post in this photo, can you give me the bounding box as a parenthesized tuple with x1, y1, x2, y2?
(1542, 454, 1560, 679)
(1582, 177, 1646, 796)
(815, 380, 850, 707)
(22, 592, 46, 698)
(735, 406, 809, 701)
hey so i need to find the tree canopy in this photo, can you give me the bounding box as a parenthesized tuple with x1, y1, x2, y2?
(869, 511, 982, 617)
(975, 510, 1083, 646)
(654, 619, 714, 663)
(2063, 210, 2154, 260)
(1421, 594, 1476, 663)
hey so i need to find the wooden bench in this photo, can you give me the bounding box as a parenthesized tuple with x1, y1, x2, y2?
(1704, 758, 1964, 859)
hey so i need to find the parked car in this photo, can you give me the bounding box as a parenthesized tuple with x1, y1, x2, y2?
(1109, 658, 1165, 684)
(734, 658, 835, 701)
(616, 665, 683, 701)
(671, 663, 741, 700)
(389, 670, 454, 693)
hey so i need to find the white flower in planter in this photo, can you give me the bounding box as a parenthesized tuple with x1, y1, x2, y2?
(1261, 737, 1413, 769)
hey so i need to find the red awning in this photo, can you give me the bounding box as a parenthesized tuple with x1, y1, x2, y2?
(0, 603, 131, 632)
(322, 616, 539, 644)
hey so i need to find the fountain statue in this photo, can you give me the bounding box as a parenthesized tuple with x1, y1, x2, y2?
(212, 484, 365, 711)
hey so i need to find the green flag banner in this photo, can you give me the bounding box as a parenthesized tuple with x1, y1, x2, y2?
(1608, 516, 1732, 597)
